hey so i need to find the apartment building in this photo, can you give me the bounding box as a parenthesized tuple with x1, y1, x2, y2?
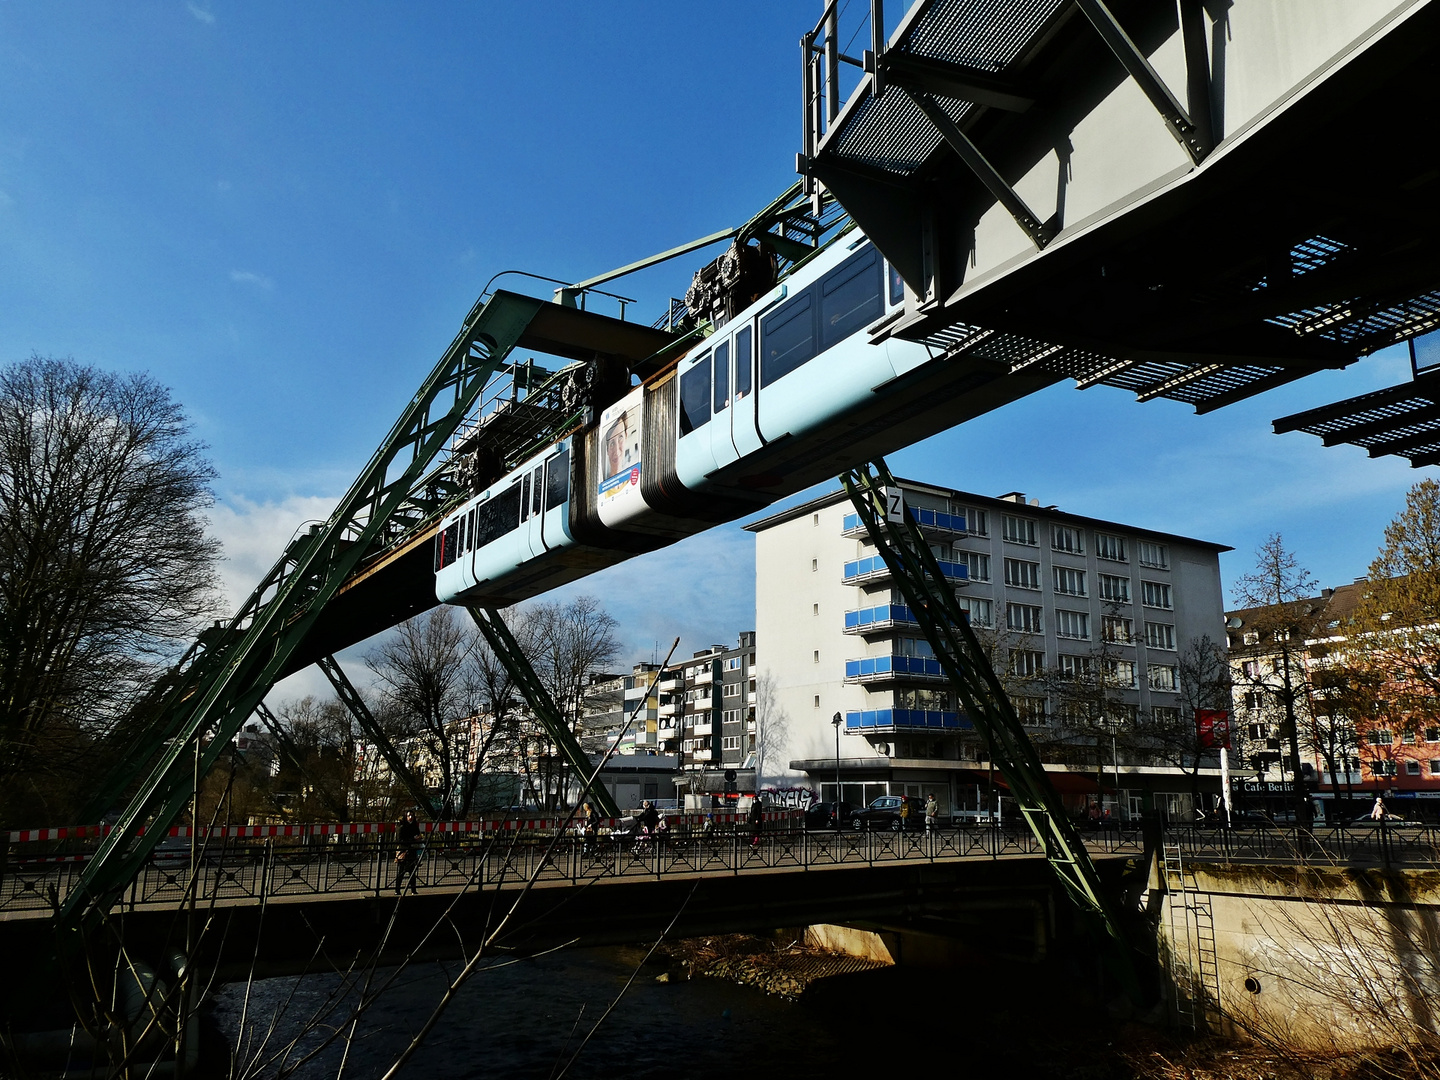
(1226, 579, 1440, 821)
(746, 479, 1229, 821)
(655, 632, 758, 808)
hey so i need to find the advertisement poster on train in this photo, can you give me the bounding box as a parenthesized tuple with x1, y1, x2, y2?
(596, 388, 645, 527)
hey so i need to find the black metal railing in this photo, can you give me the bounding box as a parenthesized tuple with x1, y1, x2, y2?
(7, 820, 1437, 917)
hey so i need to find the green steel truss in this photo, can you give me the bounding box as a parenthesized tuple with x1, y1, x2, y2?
(842, 460, 1136, 965)
(55, 291, 548, 939)
(466, 606, 621, 819)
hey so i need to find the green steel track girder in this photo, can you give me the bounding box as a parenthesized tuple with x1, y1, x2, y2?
(55, 291, 547, 940)
(842, 460, 1137, 980)
(465, 606, 621, 819)
(316, 654, 439, 819)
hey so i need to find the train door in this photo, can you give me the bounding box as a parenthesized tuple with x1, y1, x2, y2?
(728, 325, 763, 459)
(708, 336, 741, 467)
(518, 462, 546, 559)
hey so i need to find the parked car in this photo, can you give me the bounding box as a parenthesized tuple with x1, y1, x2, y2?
(849, 795, 919, 831)
(804, 801, 857, 830)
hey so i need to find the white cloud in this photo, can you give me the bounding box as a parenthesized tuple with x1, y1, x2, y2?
(187, 3, 216, 25)
(229, 269, 274, 290)
(206, 493, 338, 613)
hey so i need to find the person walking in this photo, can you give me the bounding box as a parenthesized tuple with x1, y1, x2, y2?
(393, 809, 422, 895)
(1371, 794, 1387, 821)
(582, 802, 599, 856)
(924, 793, 938, 832)
(748, 798, 764, 847)
(898, 795, 911, 833)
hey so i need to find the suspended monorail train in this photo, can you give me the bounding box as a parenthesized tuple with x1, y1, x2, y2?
(434, 229, 1052, 607)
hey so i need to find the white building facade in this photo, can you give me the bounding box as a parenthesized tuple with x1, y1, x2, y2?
(747, 479, 1229, 820)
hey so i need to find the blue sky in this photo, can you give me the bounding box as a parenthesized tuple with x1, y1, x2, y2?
(0, 3, 1427, 688)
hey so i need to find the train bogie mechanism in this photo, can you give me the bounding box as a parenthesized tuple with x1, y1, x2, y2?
(684, 240, 777, 329)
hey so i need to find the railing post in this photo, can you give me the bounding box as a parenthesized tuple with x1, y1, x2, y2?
(824, 6, 840, 124)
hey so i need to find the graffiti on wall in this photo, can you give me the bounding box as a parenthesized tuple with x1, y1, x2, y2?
(760, 786, 816, 810)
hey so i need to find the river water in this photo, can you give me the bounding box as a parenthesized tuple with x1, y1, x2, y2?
(207, 946, 1143, 1079)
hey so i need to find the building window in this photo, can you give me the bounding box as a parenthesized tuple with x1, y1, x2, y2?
(1243, 690, 1262, 711)
(1096, 533, 1126, 562)
(1002, 515, 1037, 545)
(1428, 728, 1440, 743)
(1051, 524, 1084, 554)
(1054, 566, 1087, 596)
(811, 558, 818, 572)
(1102, 615, 1133, 644)
(1152, 706, 1181, 726)
(1010, 649, 1045, 677)
(814, 695, 820, 708)
(1373, 729, 1394, 745)
(722, 736, 741, 751)
(1106, 659, 1138, 689)
(1055, 609, 1090, 640)
(1370, 760, 1397, 777)
(896, 636, 935, 658)
(1014, 697, 1048, 726)
(1138, 541, 1169, 569)
(1057, 653, 1093, 679)
(1148, 665, 1178, 692)
(1006, 603, 1043, 634)
(725, 657, 742, 670)
(1430, 759, 1440, 775)
(1403, 731, 1417, 745)
(1004, 558, 1041, 589)
(1098, 574, 1131, 603)
(813, 513, 819, 526)
(959, 551, 991, 581)
(960, 596, 992, 627)
(954, 505, 988, 535)
(1141, 581, 1173, 609)
(1144, 622, 1176, 650)
(723, 683, 742, 697)
(813, 603, 819, 616)
(1407, 759, 1422, 776)
(1242, 630, 1260, 645)
(813, 650, 820, 664)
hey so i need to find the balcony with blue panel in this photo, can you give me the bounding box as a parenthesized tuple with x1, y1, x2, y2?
(842, 556, 968, 586)
(841, 508, 969, 540)
(842, 603, 922, 635)
(844, 709, 972, 733)
(843, 654, 948, 683)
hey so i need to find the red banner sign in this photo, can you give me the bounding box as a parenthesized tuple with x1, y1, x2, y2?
(1196, 708, 1231, 750)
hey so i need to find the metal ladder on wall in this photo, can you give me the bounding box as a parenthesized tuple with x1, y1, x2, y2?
(1163, 842, 1221, 1031)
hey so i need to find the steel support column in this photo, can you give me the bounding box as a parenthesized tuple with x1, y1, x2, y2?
(316, 655, 438, 819)
(842, 458, 1139, 994)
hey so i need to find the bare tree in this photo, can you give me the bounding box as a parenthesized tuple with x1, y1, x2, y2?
(1232, 533, 1321, 826)
(366, 606, 483, 818)
(525, 596, 619, 809)
(1139, 634, 1231, 802)
(0, 355, 220, 823)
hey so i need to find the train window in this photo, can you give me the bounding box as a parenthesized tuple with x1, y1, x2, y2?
(820, 246, 882, 350)
(679, 353, 712, 434)
(434, 520, 460, 571)
(544, 449, 570, 510)
(520, 472, 532, 521)
(466, 508, 476, 551)
(458, 513, 468, 552)
(735, 326, 752, 398)
(474, 484, 523, 548)
(888, 261, 904, 306)
(713, 340, 730, 414)
(531, 467, 543, 516)
(760, 291, 814, 386)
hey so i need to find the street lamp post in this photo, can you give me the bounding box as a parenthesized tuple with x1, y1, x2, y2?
(832, 712, 843, 826)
